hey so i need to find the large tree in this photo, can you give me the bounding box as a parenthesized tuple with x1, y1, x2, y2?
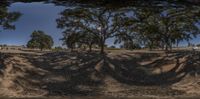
(57, 2, 200, 52)
(27, 30, 54, 50)
(57, 8, 126, 53)
(123, 6, 200, 50)
(157, 6, 200, 50)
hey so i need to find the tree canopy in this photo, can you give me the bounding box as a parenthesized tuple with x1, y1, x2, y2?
(51, 0, 200, 8)
(0, 1, 21, 32)
(57, 8, 128, 53)
(4, 0, 198, 52)
(27, 30, 54, 50)
(57, 4, 200, 52)
(126, 6, 200, 50)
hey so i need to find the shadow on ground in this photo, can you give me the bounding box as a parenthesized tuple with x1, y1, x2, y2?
(24, 51, 104, 96)
(0, 50, 200, 96)
(105, 51, 200, 85)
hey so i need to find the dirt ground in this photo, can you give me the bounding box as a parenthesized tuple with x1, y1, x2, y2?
(0, 50, 200, 98)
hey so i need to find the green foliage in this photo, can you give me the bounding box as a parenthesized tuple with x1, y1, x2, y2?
(52, 0, 200, 8)
(123, 6, 200, 50)
(57, 8, 126, 53)
(60, 32, 80, 50)
(27, 30, 54, 50)
(53, 46, 64, 51)
(56, 1, 200, 52)
(0, 2, 21, 31)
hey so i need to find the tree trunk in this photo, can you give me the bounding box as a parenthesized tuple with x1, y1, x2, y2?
(176, 43, 179, 48)
(100, 40, 105, 54)
(40, 47, 43, 51)
(164, 37, 169, 51)
(100, 43, 104, 54)
(89, 44, 92, 52)
(148, 41, 153, 51)
(161, 44, 164, 50)
(99, 37, 105, 54)
(71, 47, 74, 52)
(83, 46, 86, 51)
(170, 44, 172, 51)
(176, 40, 179, 48)
(165, 45, 168, 51)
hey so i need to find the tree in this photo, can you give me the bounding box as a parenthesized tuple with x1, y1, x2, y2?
(0, 1, 21, 32)
(57, 8, 126, 54)
(60, 32, 81, 51)
(60, 31, 98, 52)
(156, 7, 199, 50)
(78, 32, 98, 52)
(197, 44, 200, 47)
(52, 0, 200, 8)
(125, 42, 141, 50)
(27, 30, 54, 50)
(124, 6, 200, 51)
(57, 2, 200, 52)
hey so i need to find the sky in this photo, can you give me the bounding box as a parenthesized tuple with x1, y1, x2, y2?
(0, 2, 115, 47)
(0, 2, 199, 47)
(0, 2, 64, 47)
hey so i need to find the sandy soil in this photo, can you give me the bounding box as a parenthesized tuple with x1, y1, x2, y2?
(0, 50, 200, 98)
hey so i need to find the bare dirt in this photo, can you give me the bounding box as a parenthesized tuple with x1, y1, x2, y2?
(0, 50, 200, 98)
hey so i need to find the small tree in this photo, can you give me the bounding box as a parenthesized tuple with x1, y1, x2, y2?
(27, 30, 54, 50)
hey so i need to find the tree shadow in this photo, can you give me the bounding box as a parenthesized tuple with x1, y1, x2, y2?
(104, 51, 200, 86)
(0, 53, 5, 76)
(3, 51, 200, 96)
(0, 53, 4, 70)
(20, 51, 105, 96)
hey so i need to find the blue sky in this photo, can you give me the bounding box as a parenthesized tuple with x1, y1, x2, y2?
(0, 2, 65, 47)
(0, 2, 199, 47)
(0, 2, 115, 47)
